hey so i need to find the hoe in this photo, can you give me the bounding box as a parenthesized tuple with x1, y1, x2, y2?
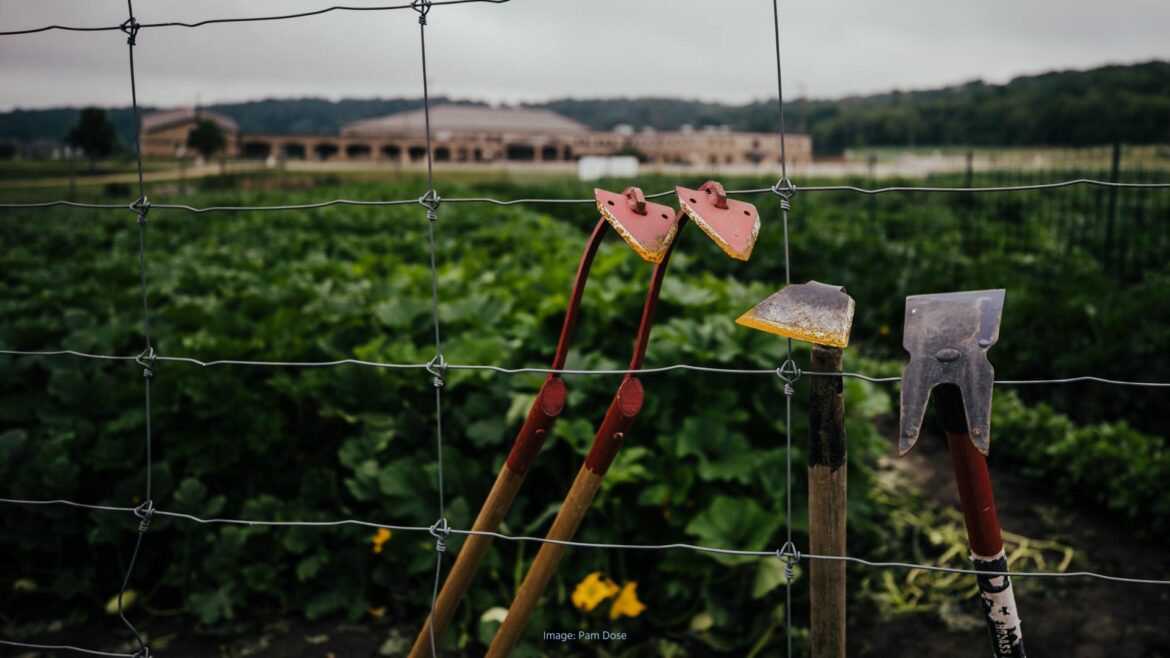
(899, 289, 1024, 658)
(408, 185, 678, 657)
(484, 181, 760, 656)
(737, 280, 855, 658)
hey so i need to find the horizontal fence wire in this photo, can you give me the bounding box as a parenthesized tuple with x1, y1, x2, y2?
(0, 640, 133, 658)
(1, 496, 1168, 586)
(2, 179, 1170, 214)
(0, 0, 511, 36)
(1, 348, 1168, 387)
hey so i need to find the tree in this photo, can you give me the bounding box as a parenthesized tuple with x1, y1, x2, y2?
(65, 107, 117, 169)
(187, 118, 227, 160)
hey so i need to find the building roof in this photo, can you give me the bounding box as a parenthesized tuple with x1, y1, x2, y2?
(342, 105, 590, 137)
(142, 108, 239, 135)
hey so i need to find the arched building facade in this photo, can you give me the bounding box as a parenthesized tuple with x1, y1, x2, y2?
(141, 105, 812, 167)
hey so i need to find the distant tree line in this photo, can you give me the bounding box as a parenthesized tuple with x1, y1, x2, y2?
(1, 61, 1167, 156)
(542, 61, 1170, 153)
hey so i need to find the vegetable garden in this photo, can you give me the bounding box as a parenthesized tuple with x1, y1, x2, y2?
(2, 171, 1168, 655)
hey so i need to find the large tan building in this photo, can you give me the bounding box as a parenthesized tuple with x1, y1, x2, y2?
(142, 104, 812, 167)
(141, 108, 240, 158)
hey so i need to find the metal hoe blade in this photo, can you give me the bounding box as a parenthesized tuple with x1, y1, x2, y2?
(595, 187, 678, 263)
(736, 281, 855, 348)
(899, 289, 1006, 455)
(677, 181, 760, 261)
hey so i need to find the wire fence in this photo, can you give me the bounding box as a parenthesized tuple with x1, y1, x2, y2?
(2, 348, 1170, 387)
(2, 1, 1170, 657)
(3, 178, 1169, 214)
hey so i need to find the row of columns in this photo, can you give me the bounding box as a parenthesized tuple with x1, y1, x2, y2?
(238, 138, 576, 164)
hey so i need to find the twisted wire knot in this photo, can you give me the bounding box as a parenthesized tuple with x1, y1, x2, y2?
(426, 354, 447, 388)
(136, 346, 156, 379)
(429, 517, 450, 552)
(777, 359, 801, 393)
(771, 177, 796, 201)
(776, 541, 801, 583)
(132, 648, 152, 658)
(411, 0, 433, 25)
(130, 195, 151, 224)
(119, 17, 141, 46)
(133, 500, 154, 534)
(418, 189, 441, 219)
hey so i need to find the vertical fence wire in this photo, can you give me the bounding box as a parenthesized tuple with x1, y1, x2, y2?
(770, 1, 801, 656)
(116, 2, 155, 656)
(410, 2, 450, 657)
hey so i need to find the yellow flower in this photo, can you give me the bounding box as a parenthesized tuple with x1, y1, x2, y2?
(367, 606, 386, 619)
(609, 581, 646, 620)
(371, 527, 392, 554)
(571, 571, 619, 611)
(879, 324, 891, 336)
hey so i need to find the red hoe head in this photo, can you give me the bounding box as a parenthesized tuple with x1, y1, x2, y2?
(676, 181, 760, 261)
(594, 187, 679, 263)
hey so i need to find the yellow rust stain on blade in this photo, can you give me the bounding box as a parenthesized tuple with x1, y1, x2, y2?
(735, 282, 855, 348)
(679, 198, 758, 262)
(597, 201, 675, 264)
(735, 310, 850, 347)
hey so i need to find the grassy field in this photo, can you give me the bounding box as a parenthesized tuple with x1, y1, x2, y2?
(1, 166, 1169, 656)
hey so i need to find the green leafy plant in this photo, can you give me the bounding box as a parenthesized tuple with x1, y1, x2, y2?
(0, 172, 1165, 655)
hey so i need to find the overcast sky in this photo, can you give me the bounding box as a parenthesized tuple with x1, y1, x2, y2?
(1, 0, 1167, 112)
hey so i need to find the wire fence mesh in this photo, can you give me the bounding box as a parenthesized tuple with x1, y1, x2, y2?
(2, 1, 1170, 657)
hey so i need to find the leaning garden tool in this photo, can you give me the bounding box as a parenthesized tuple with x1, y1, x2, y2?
(485, 181, 759, 656)
(408, 186, 678, 658)
(899, 289, 1025, 658)
(736, 281, 855, 658)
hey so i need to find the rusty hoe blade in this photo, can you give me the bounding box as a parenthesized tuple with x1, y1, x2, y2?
(676, 180, 760, 261)
(736, 281, 855, 348)
(594, 186, 678, 263)
(899, 289, 1006, 456)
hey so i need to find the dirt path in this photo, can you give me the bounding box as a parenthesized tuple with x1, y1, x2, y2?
(850, 425, 1170, 658)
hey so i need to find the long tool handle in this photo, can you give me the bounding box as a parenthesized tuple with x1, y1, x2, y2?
(808, 345, 847, 658)
(487, 212, 684, 655)
(408, 377, 564, 658)
(410, 465, 524, 658)
(485, 464, 603, 657)
(485, 378, 643, 657)
(408, 219, 610, 657)
(938, 387, 1025, 658)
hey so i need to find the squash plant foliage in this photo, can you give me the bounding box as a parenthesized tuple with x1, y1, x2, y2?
(1, 174, 1165, 654)
(0, 179, 892, 655)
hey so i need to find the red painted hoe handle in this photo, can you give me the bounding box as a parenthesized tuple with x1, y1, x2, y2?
(408, 218, 608, 658)
(485, 214, 688, 657)
(937, 385, 1026, 658)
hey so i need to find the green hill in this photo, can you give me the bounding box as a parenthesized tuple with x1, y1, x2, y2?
(1, 61, 1167, 155)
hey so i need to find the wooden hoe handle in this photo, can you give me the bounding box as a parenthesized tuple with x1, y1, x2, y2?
(486, 379, 642, 657)
(406, 218, 609, 657)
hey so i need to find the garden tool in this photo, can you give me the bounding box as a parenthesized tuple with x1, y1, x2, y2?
(736, 281, 855, 658)
(409, 186, 678, 658)
(899, 288, 1025, 658)
(485, 181, 759, 657)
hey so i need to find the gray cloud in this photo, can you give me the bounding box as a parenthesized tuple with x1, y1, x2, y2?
(1, 0, 1167, 111)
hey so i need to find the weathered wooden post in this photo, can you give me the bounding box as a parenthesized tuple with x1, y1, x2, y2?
(738, 281, 855, 658)
(808, 343, 847, 658)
